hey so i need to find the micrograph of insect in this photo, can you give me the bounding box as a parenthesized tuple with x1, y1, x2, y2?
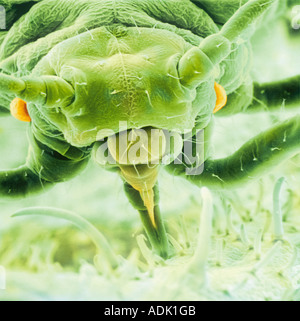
(0, 0, 300, 296)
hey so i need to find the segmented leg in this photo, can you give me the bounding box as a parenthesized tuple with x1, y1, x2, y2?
(0, 165, 51, 198)
(166, 115, 300, 189)
(0, 105, 9, 115)
(0, 133, 90, 198)
(215, 75, 300, 116)
(248, 76, 300, 112)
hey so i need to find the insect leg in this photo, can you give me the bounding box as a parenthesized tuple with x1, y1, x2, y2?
(0, 105, 9, 115)
(215, 76, 300, 116)
(248, 75, 300, 112)
(0, 165, 51, 198)
(0, 133, 90, 198)
(166, 114, 300, 189)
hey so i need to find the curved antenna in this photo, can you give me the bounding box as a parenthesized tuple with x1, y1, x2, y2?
(0, 73, 26, 93)
(0, 73, 74, 108)
(219, 0, 277, 43)
(179, 0, 277, 88)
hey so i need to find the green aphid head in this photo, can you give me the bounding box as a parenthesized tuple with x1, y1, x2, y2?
(1, 0, 276, 149)
(30, 26, 221, 146)
(2, 25, 226, 147)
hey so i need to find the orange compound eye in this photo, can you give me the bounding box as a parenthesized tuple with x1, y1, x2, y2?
(10, 98, 31, 122)
(213, 82, 227, 114)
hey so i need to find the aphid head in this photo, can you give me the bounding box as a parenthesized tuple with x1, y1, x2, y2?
(24, 26, 222, 146)
(1, 26, 230, 149)
(1, 0, 277, 150)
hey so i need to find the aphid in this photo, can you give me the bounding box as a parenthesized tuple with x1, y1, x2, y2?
(0, 0, 299, 258)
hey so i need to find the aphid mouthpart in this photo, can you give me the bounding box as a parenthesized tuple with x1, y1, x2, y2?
(120, 164, 159, 228)
(98, 126, 183, 256)
(106, 127, 183, 166)
(107, 127, 167, 166)
(124, 183, 169, 259)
